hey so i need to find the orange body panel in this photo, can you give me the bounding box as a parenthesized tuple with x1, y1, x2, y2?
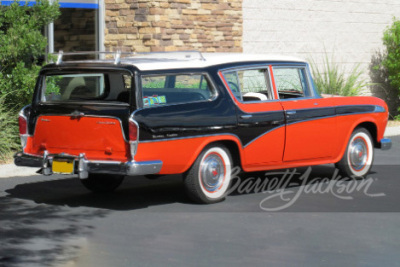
(24, 116, 130, 161)
(280, 99, 338, 161)
(243, 126, 285, 165)
(135, 135, 243, 174)
(283, 116, 337, 161)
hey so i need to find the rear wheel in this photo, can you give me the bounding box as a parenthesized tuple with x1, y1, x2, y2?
(336, 127, 374, 178)
(80, 173, 125, 193)
(184, 144, 232, 204)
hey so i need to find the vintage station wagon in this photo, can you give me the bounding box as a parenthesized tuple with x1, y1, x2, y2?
(15, 51, 392, 203)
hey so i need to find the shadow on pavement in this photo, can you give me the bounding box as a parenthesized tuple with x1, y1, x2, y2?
(5, 174, 189, 211)
(0, 195, 108, 267)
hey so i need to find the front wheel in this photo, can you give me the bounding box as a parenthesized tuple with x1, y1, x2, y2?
(336, 127, 374, 178)
(184, 145, 232, 204)
(80, 173, 125, 193)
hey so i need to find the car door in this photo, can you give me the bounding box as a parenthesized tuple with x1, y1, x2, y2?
(272, 65, 337, 162)
(220, 66, 286, 166)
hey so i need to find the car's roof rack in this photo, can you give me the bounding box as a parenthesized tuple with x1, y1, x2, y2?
(52, 50, 206, 65)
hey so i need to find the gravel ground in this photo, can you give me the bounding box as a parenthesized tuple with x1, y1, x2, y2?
(1, 126, 399, 179)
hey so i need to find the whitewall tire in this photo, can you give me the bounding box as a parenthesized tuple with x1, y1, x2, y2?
(336, 128, 374, 178)
(184, 145, 232, 204)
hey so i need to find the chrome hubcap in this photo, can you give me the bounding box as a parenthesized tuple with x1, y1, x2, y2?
(349, 137, 368, 171)
(200, 154, 225, 192)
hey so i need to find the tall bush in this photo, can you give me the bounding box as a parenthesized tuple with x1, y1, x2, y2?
(381, 18, 400, 116)
(0, 0, 60, 110)
(0, 1, 60, 160)
(0, 96, 19, 162)
(309, 53, 367, 96)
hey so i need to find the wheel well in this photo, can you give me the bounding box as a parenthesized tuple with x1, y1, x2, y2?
(207, 140, 242, 170)
(356, 122, 378, 147)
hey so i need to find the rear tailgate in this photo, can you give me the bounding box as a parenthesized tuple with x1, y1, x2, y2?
(25, 115, 130, 161)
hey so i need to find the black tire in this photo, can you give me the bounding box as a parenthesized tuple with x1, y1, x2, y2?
(183, 144, 233, 204)
(336, 127, 374, 178)
(80, 173, 125, 193)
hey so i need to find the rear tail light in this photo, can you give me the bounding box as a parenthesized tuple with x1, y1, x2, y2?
(129, 119, 139, 158)
(129, 119, 138, 141)
(18, 114, 29, 149)
(18, 115, 27, 135)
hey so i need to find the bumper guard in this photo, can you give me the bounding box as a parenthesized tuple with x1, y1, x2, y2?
(379, 138, 392, 150)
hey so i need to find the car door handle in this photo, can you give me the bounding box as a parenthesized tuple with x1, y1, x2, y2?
(286, 111, 296, 115)
(240, 114, 253, 119)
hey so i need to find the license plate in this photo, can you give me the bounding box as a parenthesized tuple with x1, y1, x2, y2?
(52, 159, 74, 174)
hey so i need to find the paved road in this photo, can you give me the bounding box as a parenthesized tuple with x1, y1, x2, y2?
(0, 136, 399, 267)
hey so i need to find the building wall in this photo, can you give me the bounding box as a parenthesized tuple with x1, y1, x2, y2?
(104, 0, 242, 53)
(243, 0, 400, 116)
(54, 8, 96, 53)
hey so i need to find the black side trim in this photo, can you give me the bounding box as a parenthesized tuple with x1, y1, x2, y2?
(286, 107, 336, 124)
(336, 105, 375, 115)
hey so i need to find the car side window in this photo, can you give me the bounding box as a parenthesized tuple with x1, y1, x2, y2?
(223, 68, 273, 102)
(141, 74, 214, 108)
(273, 67, 311, 99)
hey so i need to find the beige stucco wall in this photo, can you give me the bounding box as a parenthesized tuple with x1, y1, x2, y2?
(243, 0, 400, 116)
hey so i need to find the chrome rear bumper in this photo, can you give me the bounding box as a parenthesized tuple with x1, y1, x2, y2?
(14, 152, 162, 179)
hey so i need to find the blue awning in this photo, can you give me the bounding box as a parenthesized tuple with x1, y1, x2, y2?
(0, 0, 98, 9)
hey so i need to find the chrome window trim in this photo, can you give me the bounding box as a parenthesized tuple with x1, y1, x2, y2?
(138, 72, 219, 109)
(134, 71, 141, 109)
(38, 101, 130, 107)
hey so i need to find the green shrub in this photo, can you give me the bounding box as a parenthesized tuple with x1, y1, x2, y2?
(0, 1, 60, 160)
(309, 53, 367, 96)
(0, 0, 60, 111)
(0, 97, 19, 162)
(381, 18, 400, 118)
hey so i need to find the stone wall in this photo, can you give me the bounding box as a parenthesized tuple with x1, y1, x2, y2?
(104, 0, 242, 53)
(54, 8, 96, 52)
(243, 0, 400, 116)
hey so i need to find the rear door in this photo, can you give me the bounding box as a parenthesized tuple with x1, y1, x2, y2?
(221, 66, 285, 166)
(272, 65, 337, 162)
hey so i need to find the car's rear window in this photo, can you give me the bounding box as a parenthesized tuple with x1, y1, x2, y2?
(141, 74, 214, 108)
(41, 72, 132, 103)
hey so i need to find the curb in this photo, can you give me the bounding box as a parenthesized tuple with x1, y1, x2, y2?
(0, 164, 39, 179)
(1, 126, 399, 179)
(384, 126, 400, 137)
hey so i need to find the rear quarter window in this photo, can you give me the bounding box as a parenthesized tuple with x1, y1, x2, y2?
(141, 74, 214, 108)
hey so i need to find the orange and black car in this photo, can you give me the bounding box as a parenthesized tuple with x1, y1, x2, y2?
(14, 51, 392, 204)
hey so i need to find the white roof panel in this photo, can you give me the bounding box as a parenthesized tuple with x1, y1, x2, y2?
(121, 53, 307, 71)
